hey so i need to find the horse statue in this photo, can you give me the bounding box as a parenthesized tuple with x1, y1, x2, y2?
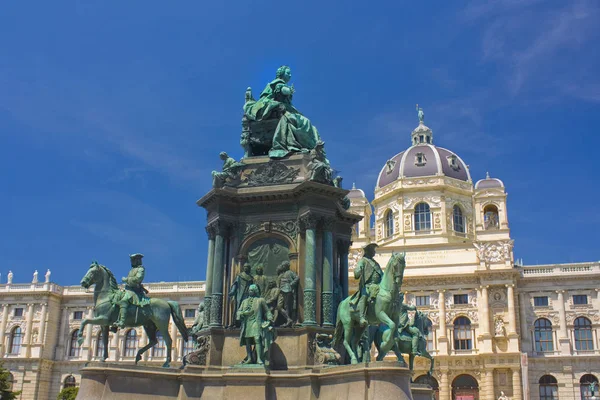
(373, 310, 435, 376)
(78, 262, 188, 368)
(333, 252, 406, 364)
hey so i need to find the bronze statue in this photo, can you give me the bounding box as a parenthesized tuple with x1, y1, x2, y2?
(352, 244, 384, 327)
(115, 254, 150, 329)
(190, 302, 206, 340)
(264, 279, 293, 327)
(307, 141, 333, 185)
(229, 262, 254, 326)
(253, 265, 267, 297)
(79, 260, 188, 368)
(237, 284, 275, 365)
(276, 260, 299, 327)
(396, 293, 421, 356)
(212, 152, 246, 188)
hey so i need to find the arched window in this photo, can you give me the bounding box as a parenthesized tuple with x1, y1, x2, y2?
(580, 374, 599, 399)
(152, 330, 166, 358)
(384, 209, 394, 237)
(124, 329, 138, 358)
(453, 317, 472, 350)
(9, 326, 23, 354)
(483, 204, 499, 230)
(574, 317, 594, 351)
(453, 205, 465, 234)
(414, 203, 431, 231)
(96, 331, 106, 357)
(69, 330, 81, 357)
(64, 375, 76, 388)
(534, 318, 554, 352)
(415, 375, 439, 399)
(539, 375, 558, 400)
(452, 374, 479, 398)
(426, 318, 435, 352)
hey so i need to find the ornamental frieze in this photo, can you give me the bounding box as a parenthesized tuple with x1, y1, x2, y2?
(403, 196, 442, 210)
(242, 220, 299, 241)
(474, 240, 513, 264)
(242, 161, 300, 187)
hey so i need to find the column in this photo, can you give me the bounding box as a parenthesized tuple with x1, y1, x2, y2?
(84, 307, 94, 360)
(210, 222, 227, 327)
(140, 329, 149, 361)
(24, 303, 34, 357)
(204, 226, 216, 326)
(170, 321, 178, 361)
(438, 290, 447, 337)
(480, 285, 491, 335)
(439, 369, 450, 400)
(38, 303, 47, 347)
(512, 368, 522, 400)
(338, 240, 350, 298)
(0, 304, 9, 354)
(111, 329, 120, 360)
(485, 370, 495, 399)
(506, 284, 517, 335)
(556, 290, 568, 338)
(321, 218, 335, 327)
(302, 214, 319, 326)
(57, 307, 69, 358)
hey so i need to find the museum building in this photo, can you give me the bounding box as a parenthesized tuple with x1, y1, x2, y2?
(0, 117, 599, 400)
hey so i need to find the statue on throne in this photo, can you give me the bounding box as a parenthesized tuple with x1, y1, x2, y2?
(242, 65, 322, 159)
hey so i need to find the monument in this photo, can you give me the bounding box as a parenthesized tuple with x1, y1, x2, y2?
(76, 66, 432, 400)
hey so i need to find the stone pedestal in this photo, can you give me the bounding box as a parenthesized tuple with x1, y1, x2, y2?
(77, 362, 426, 400)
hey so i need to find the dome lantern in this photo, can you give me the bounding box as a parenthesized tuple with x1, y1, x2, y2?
(411, 104, 433, 145)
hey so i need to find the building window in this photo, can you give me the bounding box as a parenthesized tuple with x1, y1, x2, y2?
(385, 209, 394, 237)
(152, 331, 166, 358)
(185, 309, 196, 319)
(539, 375, 558, 400)
(64, 375, 77, 388)
(415, 375, 439, 399)
(483, 205, 499, 230)
(96, 331, 106, 357)
(183, 338, 195, 356)
(426, 318, 435, 352)
(73, 311, 84, 320)
(573, 295, 588, 305)
(13, 308, 23, 318)
(415, 152, 427, 166)
(415, 295, 430, 306)
(580, 374, 599, 400)
(69, 330, 81, 357)
(453, 294, 469, 305)
(124, 329, 138, 357)
(452, 205, 465, 234)
(9, 327, 23, 354)
(574, 317, 594, 351)
(534, 296, 549, 307)
(414, 203, 431, 231)
(534, 318, 554, 352)
(453, 317, 472, 350)
(447, 155, 460, 171)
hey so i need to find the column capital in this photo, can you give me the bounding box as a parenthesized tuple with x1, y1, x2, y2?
(321, 217, 336, 232)
(556, 289, 566, 295)
(437, 289, 446, 293)
(505, 283, 515, 288)
(479, 285, 489, 290)
(205, 225, 216, 240)
(207, 220, 232, 237)
(299, 214, 320, 230)
(336, 239, 352, 253)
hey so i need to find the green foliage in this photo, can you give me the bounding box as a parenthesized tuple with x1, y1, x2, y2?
(57, 386, 79, 400)
(0, 362, 21, 400)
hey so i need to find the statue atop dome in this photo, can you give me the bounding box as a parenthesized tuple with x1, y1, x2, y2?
(242, 66, 323, 159)
(416, 104, 424, 123)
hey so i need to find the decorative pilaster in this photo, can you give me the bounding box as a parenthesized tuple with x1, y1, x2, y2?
(210, 221, 229, 327)
(556, 290, 568, 338)
(321, 218, 335, 327)
(338, 239, 351, 299)
(512, 368, 522, 400)
(480, 285, 491, 335)
(485, 370, 495, 399)
(438, 290, 447, 337)
(24, 303, 34, 357)
(0, 304, 9, 354)
(301, 214, 319, 326)
(439, 369, 450, 400)
(506, 284, 517, 335)
(38, 303, 47, 346)
(204, 225, 216, 326)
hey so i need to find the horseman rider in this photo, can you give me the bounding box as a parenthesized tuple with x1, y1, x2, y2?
(397, 293, 422, 356)
(115, 253, 149, 329)
(353, 243, 383, 327)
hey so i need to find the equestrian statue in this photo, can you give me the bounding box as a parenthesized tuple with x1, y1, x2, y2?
(77, 254, 188, 368)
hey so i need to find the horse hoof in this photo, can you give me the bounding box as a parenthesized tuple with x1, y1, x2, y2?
(350, 358, 358, 365)
(162, 362, 170, 368)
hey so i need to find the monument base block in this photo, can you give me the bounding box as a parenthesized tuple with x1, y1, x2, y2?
(76, 362, 431, 400)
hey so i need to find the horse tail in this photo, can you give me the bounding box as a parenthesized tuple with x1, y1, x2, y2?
(332, 300, 344, 346)
(168, 301, 189, 342)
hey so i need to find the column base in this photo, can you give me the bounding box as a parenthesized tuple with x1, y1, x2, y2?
(303, 290, 317, 326)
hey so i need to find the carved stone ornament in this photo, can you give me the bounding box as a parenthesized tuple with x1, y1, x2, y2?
(403, 196, 441, 210)
(243, 220, 298, 240)
(183, 335, 210, 366)
(474, 240, 514, 264)
(243, 161, 300, 187)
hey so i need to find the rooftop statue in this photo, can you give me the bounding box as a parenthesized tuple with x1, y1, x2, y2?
(416, 104, 424, 123)
(212, 152, 246, 188)
(243, 66, 322, 159)
(79, 257, 188, 368)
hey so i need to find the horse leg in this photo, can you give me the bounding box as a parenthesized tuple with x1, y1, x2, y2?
(77, 316, 110, 346)
(343, 322, 358, 364)
(156, 319, 172, 368)
(136, 323, 157, 365)
(101, 325, 110, 362)
(376, 311, 397, 356)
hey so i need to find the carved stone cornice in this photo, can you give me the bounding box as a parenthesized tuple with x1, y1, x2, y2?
(242, 220, 299, 240)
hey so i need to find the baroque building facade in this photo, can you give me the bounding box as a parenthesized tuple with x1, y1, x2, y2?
(346, 116, 600, 399)
(0, 279, 204, 400)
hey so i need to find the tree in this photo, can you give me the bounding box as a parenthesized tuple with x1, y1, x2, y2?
(57, 386, 79, 400)
(0, 362, 21, 400)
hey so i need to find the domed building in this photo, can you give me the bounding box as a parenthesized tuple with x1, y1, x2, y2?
(348, 109, 519, 399)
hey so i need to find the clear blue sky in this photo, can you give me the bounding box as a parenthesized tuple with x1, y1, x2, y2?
(1, 1, 599, 285)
